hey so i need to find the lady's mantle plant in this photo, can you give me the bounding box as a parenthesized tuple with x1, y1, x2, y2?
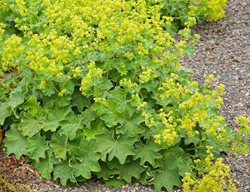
(0, 0, 248, 192)
(158, 0, 227, 28)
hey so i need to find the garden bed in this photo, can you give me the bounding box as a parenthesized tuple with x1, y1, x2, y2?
(0, 0, 249, 191)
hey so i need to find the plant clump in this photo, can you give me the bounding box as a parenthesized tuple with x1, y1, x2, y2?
(0, 0, 248, 192)
(157, 0, 227, 30)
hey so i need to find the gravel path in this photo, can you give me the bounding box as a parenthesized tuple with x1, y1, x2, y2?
(182, 0, 250, 191)
(183, 0, 250, 126)
(0, 0, 249, 191)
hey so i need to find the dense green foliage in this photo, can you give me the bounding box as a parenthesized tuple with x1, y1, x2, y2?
(158, 0, 227, 28)
(0, 0, 248, 192)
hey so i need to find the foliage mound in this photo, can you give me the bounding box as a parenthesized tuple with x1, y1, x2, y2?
(158, 0, 227, 29)
(0, 0, 248, 192)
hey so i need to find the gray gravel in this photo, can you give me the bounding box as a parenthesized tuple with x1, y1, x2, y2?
(182, 0, 250, 191)
(183, 0, 250, 128)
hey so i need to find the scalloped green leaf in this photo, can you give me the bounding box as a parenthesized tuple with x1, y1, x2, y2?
(107, 157, 122, 170)
(27, 134, 49, 162)
(150, 146, 191, 192)
(43, 107, 71, 132)
(104, 178, 125, 187)
(150, 165, 181, 192)
(8, 84, 26, 110)
(95, 130, 136, 164)
(54, 160, 76, 186)
(50, 133, 68, 160)
(35, 150, 55, 179)
(69, 139, 101, 179)
(94, 78, 113, 97)
(59, 112, 82, 140)
(4, 125, 29, 159)
(107, 88, 127, 112)
(120, 160, 145, 182)
(42, 82, 55, 96)
(71, 89, 90, 112)
(83, 120, 105, 140)
(117, 111, 145, 137)
(0, 103, 11, 125)
(96, 161, 121, 180)
(18, 113, 44, 137)
(21, 96, 41, 116)
(81, 108, 97, 127)
(134, 140, 162, 167)
(100, 110, 118, 127)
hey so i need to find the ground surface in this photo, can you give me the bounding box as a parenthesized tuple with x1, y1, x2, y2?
(182, 0, 250, 191)
(0, 0, 249, 191)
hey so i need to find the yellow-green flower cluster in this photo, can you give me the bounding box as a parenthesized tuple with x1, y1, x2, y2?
(154, 77, 226, 143)
(206, 0, 227, 21)
(58, 89, 67, 97)
(182, 159, 237, 192)
(158, 109, 178, 145)
(26, 31, 76, 74)
(235, 115, 250, 131)
(142, 111, 155, 128)
(176, 78, 227, 139)
(231, 115, 250, 155)
(188, 0, 227, 22)
(80, 62, 103, 96)
(94, 97, 107, 106)
(179, 92, 204, 109)
(139, 67, 158, 83)
(1, 0, 189, 97)
(0, 0, 9, 10)
(156, 72, 228, 141)
(156, 0, 227, 31)
(180, 116, 197, 137)
(131, 93, 156, 128)
(159, 76, 187, 100)
(183, 146, 236, 192)
(1, 35, 24, 72)
(175, 41, 187, 57)
(120, 79, 139, 90)
(204, 74, 215, 85)
(15, 0, 27, 16)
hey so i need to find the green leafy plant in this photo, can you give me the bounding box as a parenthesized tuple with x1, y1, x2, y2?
(149, 0, 227, 30)
(182, 156, 237, 192)
(0, 0, 247, 192)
